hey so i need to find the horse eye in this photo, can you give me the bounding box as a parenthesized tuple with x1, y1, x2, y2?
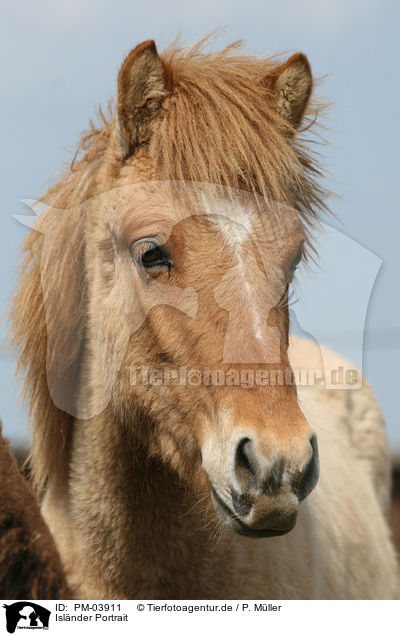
(289, 244, 303, 274)
(141, 246, 165, 266)
(132, 240, 172, 273)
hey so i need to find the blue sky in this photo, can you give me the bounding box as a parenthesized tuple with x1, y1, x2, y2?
(1, 0, 399, 447)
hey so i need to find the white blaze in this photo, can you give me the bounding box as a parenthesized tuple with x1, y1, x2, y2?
(201, 193, 268, 355)
(200, 192, 253, 245)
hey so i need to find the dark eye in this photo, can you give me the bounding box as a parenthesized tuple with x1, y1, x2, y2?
(289, 244, 303, 275)
(132, 239, 172, 274)
(141, 246, 167, 267)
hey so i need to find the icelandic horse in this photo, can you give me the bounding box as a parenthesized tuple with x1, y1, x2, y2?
(7, 39, 398, 599)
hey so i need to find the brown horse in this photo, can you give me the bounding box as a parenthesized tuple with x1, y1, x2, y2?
(0, 423, 69, 599)
(9, 38, 398, 598)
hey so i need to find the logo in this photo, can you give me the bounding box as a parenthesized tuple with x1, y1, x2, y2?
(13, 182, 381, 419)
(2, 603, 50, 633)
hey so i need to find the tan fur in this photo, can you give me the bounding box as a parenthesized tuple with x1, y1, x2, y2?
(8, 38, 398, 599)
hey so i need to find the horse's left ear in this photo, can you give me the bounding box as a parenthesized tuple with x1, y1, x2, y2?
(266, 53, 312, 129)
(116, 40, 168, 157)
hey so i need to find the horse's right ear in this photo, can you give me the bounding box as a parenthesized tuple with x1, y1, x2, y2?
(116, 40, 168, 157)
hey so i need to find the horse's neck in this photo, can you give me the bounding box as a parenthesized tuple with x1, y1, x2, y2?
(44, 411, 235, 599)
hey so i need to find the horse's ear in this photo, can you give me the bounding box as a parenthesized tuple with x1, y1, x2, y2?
(116, 40, 168, 157)
(266, 53, 312, 129)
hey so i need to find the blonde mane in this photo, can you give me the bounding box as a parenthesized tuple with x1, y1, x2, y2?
(58, 38, 328, 217)
(9, 38, 329, 492)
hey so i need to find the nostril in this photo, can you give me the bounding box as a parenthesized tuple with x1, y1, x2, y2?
(234, 437, 257, 489)
(297, 433, 320, 501)
(310, 433, 318, 455)
(236, 438, 252, 471)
